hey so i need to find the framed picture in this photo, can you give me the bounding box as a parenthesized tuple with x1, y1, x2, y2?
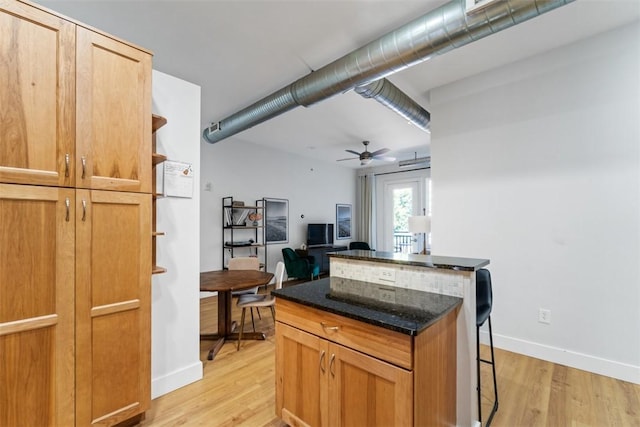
(265, 198, 289, 244)
(336, 204, 352, 240)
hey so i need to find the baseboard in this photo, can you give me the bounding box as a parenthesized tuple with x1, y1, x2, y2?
(151, 360, 203, 399)
(480, 330, 640, 384)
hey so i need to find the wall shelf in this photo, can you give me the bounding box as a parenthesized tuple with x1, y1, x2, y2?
(152, 114, 167, 275)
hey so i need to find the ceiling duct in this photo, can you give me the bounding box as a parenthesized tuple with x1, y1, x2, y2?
(203, 0, 573, 144)
(354, 78, 431, 132)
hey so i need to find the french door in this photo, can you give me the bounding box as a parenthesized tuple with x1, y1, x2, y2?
(377, 177, 425, 253)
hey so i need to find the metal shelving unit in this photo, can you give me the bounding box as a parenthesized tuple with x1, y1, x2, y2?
(222, 196, 267, 270)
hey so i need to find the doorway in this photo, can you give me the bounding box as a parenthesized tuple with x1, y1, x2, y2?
(376, 171, 428, 253)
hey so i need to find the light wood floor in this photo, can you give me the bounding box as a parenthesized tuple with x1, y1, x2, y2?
(141, 287, 640, 426)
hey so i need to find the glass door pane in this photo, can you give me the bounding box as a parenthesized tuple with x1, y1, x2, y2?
(382, 181, 419, 253)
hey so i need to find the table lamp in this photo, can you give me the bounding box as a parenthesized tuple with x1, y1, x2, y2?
(408, 215, 430, 255)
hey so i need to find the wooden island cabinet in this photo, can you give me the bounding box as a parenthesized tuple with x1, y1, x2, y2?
(1, 0, 153, 425)
(274, 280, 461, 427)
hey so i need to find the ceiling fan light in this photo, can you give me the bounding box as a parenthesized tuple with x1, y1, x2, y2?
(360, 158, 372, 166)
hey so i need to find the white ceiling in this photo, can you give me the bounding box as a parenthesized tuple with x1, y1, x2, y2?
(39, 0, 640, 168)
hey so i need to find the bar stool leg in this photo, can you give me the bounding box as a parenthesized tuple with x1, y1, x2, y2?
(476, 324, 482, 424)
(486, 316, 499, 426)
(478, 316, 499, 426)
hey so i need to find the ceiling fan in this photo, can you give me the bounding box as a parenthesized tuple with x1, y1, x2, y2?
(337, 140, 396, 166)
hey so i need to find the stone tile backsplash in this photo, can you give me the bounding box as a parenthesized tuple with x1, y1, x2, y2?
(330, 258, 469, 298)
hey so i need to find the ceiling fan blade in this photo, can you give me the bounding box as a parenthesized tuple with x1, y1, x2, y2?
(336, 157, 358, 162)
(370, 148, 390, 157)
(374, 156, 396, 162)
(345, 149, 361, 156)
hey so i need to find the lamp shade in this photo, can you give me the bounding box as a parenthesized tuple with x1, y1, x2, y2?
(408, 215, 430, 233)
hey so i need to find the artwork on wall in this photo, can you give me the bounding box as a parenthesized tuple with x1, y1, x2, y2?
(336, 204, 352, 240)
(265, 198, 289, 244)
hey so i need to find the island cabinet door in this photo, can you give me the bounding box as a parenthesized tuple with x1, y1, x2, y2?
(328, 343, 413, 427)
(276, 322, 329, 427)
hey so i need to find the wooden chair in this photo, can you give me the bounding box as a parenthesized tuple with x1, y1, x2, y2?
(236, 261, 285, 350)
(228, 257, 262, 322)
(228, 257, 261, 296)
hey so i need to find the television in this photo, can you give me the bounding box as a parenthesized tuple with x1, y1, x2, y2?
(307, 223, 334, 248)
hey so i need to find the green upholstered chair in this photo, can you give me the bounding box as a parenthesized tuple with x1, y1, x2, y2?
(282, 248, 320, 280)
(349, 241, 372, 250)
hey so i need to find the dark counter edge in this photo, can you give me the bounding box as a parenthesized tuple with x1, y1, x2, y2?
(327, 249, 489, 271)
(273, 278, 463, 336)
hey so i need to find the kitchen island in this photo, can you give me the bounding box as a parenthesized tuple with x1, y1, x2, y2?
(274, 278, 462, 426)
(274, 250, 489, 427)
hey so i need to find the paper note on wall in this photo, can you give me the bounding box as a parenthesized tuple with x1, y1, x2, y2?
(164, 160, 194, 198)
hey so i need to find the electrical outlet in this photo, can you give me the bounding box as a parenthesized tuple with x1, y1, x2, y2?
(538, 308, 551, 324)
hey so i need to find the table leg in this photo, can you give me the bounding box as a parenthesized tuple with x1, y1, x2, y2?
(224, 332, 266, 341)
(200, 289, 266, 360)
(199, 290, 236, 361)
(218, 290, 233, 335)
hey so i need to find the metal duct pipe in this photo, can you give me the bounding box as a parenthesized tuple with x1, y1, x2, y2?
(354, 78, 431, 132)
(204, 0, 572, 143)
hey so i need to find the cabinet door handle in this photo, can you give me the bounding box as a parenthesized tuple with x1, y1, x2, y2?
(81, 199, 87, 221)
(321, 322, 340, 332)
(81, 156, 87, 179)
(65, 198, 70, 222)
(329, 354, 335, 377)
(64, 154, 70, 177)
(319, 350, 326, 373)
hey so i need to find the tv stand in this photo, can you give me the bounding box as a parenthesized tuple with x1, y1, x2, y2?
(298, 245, 348, 274)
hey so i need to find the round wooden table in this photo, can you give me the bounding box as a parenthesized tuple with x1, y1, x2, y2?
(200, 270, 274, 360)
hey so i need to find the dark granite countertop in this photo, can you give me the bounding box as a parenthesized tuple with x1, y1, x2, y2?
(328, 250, 489, 272)
(273, 277, 462, 336)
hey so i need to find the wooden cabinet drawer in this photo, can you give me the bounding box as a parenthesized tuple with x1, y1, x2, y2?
(276, 298, 413, 369)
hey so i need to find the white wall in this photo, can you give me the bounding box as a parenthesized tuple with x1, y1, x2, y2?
(430, 23, 640, 383)
(151, 70, 203, 397)
(200, 139, 357, 275)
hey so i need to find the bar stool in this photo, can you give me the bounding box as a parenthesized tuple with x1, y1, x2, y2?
(476, 268, 498, 426)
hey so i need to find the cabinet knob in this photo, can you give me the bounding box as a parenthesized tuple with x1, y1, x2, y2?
(64, 154, 70, 177)
(65, 198, 70, 222)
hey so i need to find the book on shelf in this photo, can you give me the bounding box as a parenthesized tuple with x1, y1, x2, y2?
(224, 208, 232, 227)
(233, 208, 250, 226)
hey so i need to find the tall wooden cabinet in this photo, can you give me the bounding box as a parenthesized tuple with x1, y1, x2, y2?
(0, 1, 152, 425)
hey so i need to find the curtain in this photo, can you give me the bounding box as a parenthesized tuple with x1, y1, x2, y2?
(356, 173, 376, 245)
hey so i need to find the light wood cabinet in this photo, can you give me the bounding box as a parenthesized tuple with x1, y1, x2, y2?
(275, 298, 458, 427)
(1, 1, 153, 425)
(0, 0, 151, 193)
(0, 183, 75, 427)
(76, 27, 151, 193)
(75, 189, 151, 426)
(0, 0, 75, 187)
(276, 322, 412, 427)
